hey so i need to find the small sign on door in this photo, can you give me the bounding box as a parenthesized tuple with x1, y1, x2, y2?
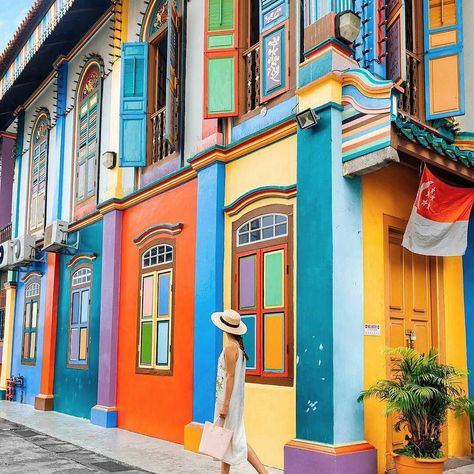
(364, 323, 381, 336)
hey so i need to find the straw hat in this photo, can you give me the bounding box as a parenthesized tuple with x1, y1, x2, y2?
(211, 309, 247, 335)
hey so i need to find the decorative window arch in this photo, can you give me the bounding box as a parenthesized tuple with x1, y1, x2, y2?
(75, 62, 101, 206)
(232, 204, 294, 386)
(28, 111, 49, 234)
(68, 264, 93, 366)
(22, 279, 41, 364)
(138, 239, 175, 374)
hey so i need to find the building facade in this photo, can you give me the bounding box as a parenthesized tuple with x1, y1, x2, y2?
(0, 0, 473, 473)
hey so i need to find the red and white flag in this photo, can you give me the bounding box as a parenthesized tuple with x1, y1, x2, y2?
(403, 167, 474, 256)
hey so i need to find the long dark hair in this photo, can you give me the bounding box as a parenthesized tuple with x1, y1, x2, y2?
(233, 334, 249, 362)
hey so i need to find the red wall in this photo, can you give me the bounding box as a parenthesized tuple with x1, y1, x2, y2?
(116, 179, 197, 443)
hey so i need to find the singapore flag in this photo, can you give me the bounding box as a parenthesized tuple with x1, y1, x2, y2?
(403, 167, 474, 256)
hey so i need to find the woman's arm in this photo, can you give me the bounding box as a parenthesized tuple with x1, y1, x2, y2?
(220, 344, 238, 419)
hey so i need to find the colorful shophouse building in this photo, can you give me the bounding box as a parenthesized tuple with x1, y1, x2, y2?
(0, 0, 473, 473)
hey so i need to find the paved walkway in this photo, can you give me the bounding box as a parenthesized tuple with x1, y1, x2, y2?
(0, 401, 282, 474)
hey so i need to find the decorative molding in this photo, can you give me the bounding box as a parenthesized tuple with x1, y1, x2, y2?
(133, 223, 184, 246)
(66, 254, 97, 268)
(190, 119, 297, 171)
(285, 439, 376, 456)
(98, 166, 197, 215)
(21, 271, 43, 282)
(225, 186, 297, 217)
(68, 211, 102, 233)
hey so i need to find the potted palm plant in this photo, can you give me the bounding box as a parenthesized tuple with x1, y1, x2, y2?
(358, 347, 472, 474)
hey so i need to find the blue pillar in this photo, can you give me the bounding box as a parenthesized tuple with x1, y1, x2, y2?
(463, 217, 474, 403)
(285, 103, 376, 473)
(192, 162, 225, 423)
(12, 111, 25, 239)
(51, 61, 68, 220)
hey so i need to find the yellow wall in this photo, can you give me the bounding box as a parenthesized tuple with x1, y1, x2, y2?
(224, 136, 297, 469)
(362, 164, 470, 473)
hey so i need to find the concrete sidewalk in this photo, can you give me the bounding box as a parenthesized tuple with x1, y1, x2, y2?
(0, 401, 282, 474)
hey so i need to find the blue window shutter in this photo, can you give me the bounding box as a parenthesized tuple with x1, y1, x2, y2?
(259, 0, 290, 102)
(119, 42, 148, 167)
(424, 0, 464, 120)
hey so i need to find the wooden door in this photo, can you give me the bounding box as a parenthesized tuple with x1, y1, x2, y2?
(386, 224, 437, 461)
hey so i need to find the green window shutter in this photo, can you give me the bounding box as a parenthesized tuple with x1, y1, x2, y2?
(423, 0, 464, 119)
(165, 3, 180, 150)
(259, 0, 290, 102)
(204, 0, 239, 118)
(119, 42, 148, 167)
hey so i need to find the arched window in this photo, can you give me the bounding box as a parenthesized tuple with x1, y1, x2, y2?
(142, 244, 173, 268)
(237, 213, 288, 246)
(138, 241, 174, 373)
(232, 205, 294, 386)
(69, 265, 92, 365)
(28, 113, 49, 234)
(75, 64, 101, 205)
(22, 279, 41, 364)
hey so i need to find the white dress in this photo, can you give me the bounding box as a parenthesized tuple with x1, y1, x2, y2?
(214, 347, 248, 465)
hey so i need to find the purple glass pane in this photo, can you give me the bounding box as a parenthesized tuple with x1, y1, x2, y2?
(70, 328, 79, 361)
(239, 255, 256, 310)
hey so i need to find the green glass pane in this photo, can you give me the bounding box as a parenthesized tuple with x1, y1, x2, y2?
(207, 57, 235, 114)
(140, 322, 152, 366)
(264, 250, 284, 308)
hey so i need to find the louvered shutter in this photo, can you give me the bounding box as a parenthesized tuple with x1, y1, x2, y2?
(204, 0, 239, 118)
(385, 0, 406, 85)
(119, 42, 148, 167)
(260, 0, 290, 102)
(166, 2, 180, 150)
(424, 0, 464, 119)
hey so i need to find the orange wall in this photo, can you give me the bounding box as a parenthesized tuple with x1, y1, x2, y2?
(116, 179, 197, 443)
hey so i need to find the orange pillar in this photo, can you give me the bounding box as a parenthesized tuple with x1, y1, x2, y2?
(35, 253, 60, 411)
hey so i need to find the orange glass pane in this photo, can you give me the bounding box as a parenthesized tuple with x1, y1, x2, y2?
(23, 334, 30, 359)
(79, 328, 87, 360)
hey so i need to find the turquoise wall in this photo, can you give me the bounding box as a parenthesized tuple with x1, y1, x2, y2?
(296, 104, 364, 444)
(53, 220, 102, 419)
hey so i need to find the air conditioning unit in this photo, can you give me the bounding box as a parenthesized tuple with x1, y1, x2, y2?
(11, 235, 36, 268)
(0, 241, 13, 270)
(43, 220, 69, 252)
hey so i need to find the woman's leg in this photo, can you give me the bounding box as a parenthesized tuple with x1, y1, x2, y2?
(247, 444, 268, 474)
(221, 462, 231, 474)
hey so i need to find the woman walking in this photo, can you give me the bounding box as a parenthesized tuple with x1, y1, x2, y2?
(211, 309, 269, 474)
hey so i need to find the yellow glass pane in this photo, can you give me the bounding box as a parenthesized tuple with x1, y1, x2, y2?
(30, 333, 36, 359)
(31, 302, 38, 329)
(24, 304, 31, 328)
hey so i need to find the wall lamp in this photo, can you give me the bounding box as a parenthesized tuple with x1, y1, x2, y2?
(296, 108, 320, 130)
(335, 10, 361, 44)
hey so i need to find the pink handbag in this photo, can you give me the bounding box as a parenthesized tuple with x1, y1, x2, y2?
(198, 418, 233, 460)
